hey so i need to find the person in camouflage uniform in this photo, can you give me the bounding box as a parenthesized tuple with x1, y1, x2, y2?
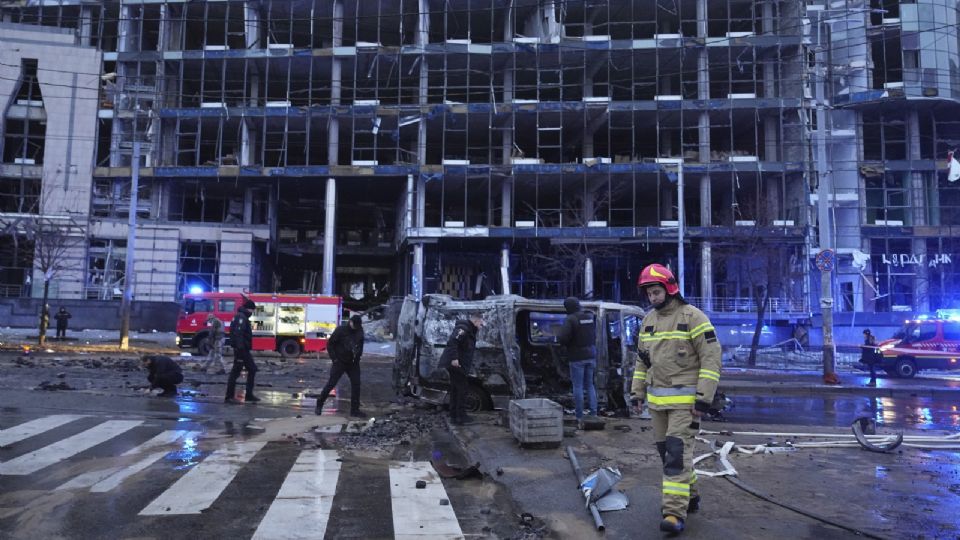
(631, 263, 721, 535)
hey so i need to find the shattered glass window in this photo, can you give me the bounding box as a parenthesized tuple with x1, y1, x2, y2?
(528, 312, 565, 344)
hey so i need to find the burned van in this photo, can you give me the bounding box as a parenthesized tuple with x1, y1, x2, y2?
(393, 294, 645, 412)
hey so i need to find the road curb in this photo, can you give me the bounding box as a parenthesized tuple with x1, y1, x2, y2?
(721, 380, 960, 399)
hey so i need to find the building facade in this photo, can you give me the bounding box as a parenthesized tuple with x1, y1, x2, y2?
(0, 0, 957, 319)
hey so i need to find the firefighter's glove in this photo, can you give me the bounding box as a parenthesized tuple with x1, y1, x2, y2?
(693, 400, 711, 414)
(639, 350, 652, 369)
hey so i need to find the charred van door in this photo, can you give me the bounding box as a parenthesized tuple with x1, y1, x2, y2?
(393, 296, 421, 396)
(517, 309, 570, 395)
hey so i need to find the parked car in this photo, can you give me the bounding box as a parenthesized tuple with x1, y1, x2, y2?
(393, 294, 645, 412)
(878, 317, 960, 377)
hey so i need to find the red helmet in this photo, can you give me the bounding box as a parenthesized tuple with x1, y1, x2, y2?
(638, 264, 679, 296)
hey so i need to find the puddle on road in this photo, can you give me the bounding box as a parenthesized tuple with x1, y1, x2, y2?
(164, 435, 202, 470)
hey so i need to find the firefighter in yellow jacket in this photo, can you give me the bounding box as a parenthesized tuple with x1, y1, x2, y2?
(631, 263, 721, 535)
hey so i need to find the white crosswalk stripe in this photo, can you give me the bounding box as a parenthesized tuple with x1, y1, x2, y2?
(390, 461, 465, 540)
(0, 414, 86, 447)
(0, 416, 469, 538)
(0, 420, 143, 476)
(57, 430, 199, 492)
(139, 440, 267, 516)
(251, 449, 342, 540)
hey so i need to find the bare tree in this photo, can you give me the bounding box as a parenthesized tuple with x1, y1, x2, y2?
(519, 182, 622, 298)
(0, 189, 85, 345)
(711, 203, 805, 366)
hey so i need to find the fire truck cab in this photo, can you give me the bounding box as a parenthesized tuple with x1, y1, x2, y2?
(878, 314, 960, 378)
(176, 292, 341, 359)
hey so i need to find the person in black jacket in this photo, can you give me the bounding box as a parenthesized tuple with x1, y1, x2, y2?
(315, 315, 366, 417)
(861, 329, 880, 387)
(439, 314, 483, 425)
(557, 297, 598, 421)
(225, 299, 259, 403)
(54, 307, 71, 340)
(142, 355, 183, 397)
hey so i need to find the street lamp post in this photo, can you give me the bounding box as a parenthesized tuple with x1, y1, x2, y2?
(657, 158, 685, 295)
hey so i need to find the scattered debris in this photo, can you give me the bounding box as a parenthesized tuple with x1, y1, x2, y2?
(35, 380, 74, 391)
(432, 461, 483, 480)
(852, 417, 903, 453)
(579, 467, 628, 512)
(565, 446, 604, 531)
(415, 480, 426, 489)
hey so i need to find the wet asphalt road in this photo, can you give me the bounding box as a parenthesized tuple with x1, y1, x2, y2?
(723, 393, 960, 431)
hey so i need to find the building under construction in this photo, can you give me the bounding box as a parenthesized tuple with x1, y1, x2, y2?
(0, 0, 958, 320)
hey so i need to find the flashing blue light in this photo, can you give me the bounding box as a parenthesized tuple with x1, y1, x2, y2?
(188, 285, 204, 295)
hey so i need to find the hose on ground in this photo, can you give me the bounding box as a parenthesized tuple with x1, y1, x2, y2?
(724, 475, 889, 540)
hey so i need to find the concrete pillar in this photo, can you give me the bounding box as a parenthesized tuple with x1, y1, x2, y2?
(501, 177, 512, 226)
(661, 183, 673, 221)
(584, 257, 594, 299)
(412, 244, 424, 300)
(913, 238, 929, 313)
(240, 119, 252, 166)
(501, 244, 511, 295)
(405, 174, 415, 231)
(322, 178, 336, 295)
(417, 0, 429, 47)
(244, 187, 253, 225)
(908, 110, 925, 226)
(80, 7, 93, 46)
(700, 243, 713, 310)
(331, 0, 343, 105)
(245, 2, 260, 49)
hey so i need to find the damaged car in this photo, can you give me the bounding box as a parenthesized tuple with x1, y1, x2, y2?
(393, 294, 645, 412)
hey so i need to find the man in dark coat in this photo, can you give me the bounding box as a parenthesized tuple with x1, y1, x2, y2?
(315, 315, 366, 417)
(439, 313, 483, 425)
(142, 355, 184, 397)
(557, 297, 598, 421)
(225, 299, 259, 403)
(54, 307, 71, 340)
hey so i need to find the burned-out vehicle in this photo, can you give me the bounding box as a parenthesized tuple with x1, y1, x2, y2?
(393, 294, 645, 412)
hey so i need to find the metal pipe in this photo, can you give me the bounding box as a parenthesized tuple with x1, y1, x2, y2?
(566, 446, 605, 531)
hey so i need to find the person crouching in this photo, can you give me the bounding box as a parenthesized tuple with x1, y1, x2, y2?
(142, 355, 184, 398)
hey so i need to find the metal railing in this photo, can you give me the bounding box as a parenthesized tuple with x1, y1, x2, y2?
(687, 296, 810, 314)
(0, 284, 26, 298)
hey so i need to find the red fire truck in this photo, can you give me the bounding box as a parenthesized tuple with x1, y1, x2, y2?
(175, 292, 342, 358)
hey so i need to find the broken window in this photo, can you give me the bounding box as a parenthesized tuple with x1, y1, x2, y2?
(177, 241, 220, 296)
(0, 177, 40, 213)
(0, 236, 33, 298)
(168, 181, 244, 224)
(85, 239, 126, 300)
(3, 59, 45, 165)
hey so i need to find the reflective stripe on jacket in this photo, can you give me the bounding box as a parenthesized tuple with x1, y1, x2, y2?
(631, 298, 722, 410)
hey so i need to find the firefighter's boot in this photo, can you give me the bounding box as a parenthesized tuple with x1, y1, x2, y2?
(659, 515, 685, 535)
(687, 495, 701, 513)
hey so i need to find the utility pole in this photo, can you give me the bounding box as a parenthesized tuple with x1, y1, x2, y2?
(119, 141, 140, 350)
(812, 10, 836, 380)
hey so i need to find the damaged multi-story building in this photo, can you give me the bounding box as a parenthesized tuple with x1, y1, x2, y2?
(0, 0, 957, 324)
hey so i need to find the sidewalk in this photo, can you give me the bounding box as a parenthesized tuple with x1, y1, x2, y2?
(722, 368, 960, 399)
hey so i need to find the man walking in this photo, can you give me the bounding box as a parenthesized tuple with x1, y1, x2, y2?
(631, 263, 721, 535)
(225, 299, 259, 403)
(204, 313, 226, 374)
(315, 315, 366, 417)
(862, 329, 880, 387)
(557, 297, 598, 424)
(54, 307, 71, 340)
(142, 355, 183, 397)
(440, 313, 483, 425)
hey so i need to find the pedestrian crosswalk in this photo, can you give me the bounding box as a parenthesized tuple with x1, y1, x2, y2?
(0, 415, 468, 539)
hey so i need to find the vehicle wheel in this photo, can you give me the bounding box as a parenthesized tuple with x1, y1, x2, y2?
(895, 358, 918, 378)
(196, 336, 212, 356)
(463, 384, 492, 412)
(279, 339, 301, 359)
